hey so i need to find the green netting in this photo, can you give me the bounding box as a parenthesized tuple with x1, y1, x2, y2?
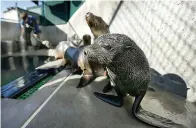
(17, 75, 53, 100)
(70, 1, 84, 17)
(41, 1, 69, 25)
(44, 0, 65, 6)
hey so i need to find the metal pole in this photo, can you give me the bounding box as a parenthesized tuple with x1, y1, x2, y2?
(15, 2, 19, 22)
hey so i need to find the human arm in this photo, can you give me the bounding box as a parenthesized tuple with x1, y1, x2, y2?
(20, 20, 25, 42)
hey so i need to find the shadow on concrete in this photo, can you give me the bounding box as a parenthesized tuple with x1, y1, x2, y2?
(149, 68, 188, 98)
(63, 73, 193, 128)
(66, 67, 188, 99)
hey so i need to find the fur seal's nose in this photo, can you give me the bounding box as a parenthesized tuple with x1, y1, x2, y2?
(85, 12, 92, 18)
(84, 50, 87, 55)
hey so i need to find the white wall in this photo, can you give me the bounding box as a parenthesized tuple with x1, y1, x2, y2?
(69, 0, 120, 40)
(2, 10, 19, 21)
(39, 24, 69, 45)
(69, 0, 196, 102)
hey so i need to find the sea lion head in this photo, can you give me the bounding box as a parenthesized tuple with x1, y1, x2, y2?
(85, 12, 110, 38)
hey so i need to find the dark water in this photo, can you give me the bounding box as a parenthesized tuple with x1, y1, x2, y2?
(1, 56, 50, 86)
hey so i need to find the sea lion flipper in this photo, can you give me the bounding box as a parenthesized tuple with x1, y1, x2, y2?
(76, 75, 95, 88)
(102, 82, 113, 93)
(94, 92, 123, 107)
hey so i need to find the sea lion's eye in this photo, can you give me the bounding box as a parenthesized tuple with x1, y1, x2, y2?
(103, 45, 112, 50)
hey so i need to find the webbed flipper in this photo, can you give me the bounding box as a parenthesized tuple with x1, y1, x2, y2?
(102, 81, 113, 93)
(72, 68, 83, 75)
(94, 92, 123, 107)
(147, 87, 155, 92)
(132, 94, 187, 128)
(76, 75, 95, 88)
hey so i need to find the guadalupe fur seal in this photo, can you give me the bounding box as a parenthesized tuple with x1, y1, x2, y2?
(84, 12, 156, 93)
(85, 12, 110, 39)
(76, 12, 110, 87)
(83, 33, 187, 128)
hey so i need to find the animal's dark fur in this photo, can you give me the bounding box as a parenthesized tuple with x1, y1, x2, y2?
(84, 33, 186, 128)
(77, 12, 110, 88)
(83, 34, 91, 45)
(85, 33, 150, 96)
(85, 12, 110, 39)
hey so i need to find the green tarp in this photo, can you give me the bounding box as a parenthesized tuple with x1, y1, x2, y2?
(44, 0, 65, 6)
(41, 0, 84, 26)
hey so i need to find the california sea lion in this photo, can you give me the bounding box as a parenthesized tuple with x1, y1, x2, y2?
(83, 33, 187, 128)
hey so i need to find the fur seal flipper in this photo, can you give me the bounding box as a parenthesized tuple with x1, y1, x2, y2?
(84, 34, 187, 128)
(133, 94, 187, 128)
(94, 92, 123, 107)
(72, 68, 83, 75)
(77, 75, 96, 88)
(102, 81, 113, 93)
(95, 85, 124, 107)
(102, 82, 154, 93)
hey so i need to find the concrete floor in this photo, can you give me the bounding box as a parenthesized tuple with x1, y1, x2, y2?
(25, 75, 153, 128)
(2, 70, 196, 128)
(1, 70, 71, 128)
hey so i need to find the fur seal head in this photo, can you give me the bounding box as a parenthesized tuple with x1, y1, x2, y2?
(85, 12, 110, 38)
(82, 34, 91, 45)
(84, 33, 128, 65)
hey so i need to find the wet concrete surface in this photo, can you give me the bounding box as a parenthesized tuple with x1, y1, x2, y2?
(1, 70, 196, 128)
(1, 70, 71, 128)
(25, 75, 196, 128)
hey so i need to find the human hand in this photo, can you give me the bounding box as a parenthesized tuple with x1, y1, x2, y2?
(33, 34, 38, 38)
(20, 36, 25, 43)
(25, 23, 30, 28)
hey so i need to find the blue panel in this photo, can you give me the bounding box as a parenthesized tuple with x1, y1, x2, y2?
(1, 71, 48, 98)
